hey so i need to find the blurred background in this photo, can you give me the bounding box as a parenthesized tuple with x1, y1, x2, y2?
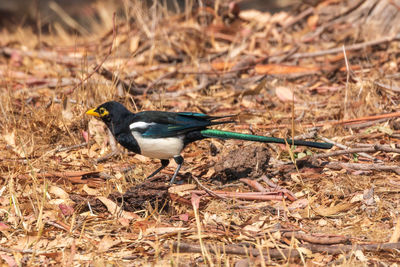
(0, 0, 303, 33)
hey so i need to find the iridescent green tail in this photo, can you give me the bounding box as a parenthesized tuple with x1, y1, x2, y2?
(201, 129, 333, 149)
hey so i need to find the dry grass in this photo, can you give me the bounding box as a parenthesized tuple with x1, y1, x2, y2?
(0, 0, 399, 265)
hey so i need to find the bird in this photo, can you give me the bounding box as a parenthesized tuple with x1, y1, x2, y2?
(86, 101, 333, 184)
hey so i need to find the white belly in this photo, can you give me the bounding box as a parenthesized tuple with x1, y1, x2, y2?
(132, 131, 184, 159)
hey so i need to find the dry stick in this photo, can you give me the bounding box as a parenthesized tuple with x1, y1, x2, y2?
(322, 162, 400, 175)
(261, 176, 297, 201)
(282, 232, 349, 245)
(313, 145, 400, 159)
(320, 137, 380, 162)
(240, 178, 267, 192)
(299, 0, 365, 43)
(0, 47, 82, 66)
(282, 7, 314, 29)
(190, 190, 285, 201)
(327, 0, 365, 23)
(64, 12, 117, 95)
(375, 81, 400, 92)
(288, 33, 400, 60)
(234, 111, 400, 130)
(191, 175, 226, 200)
(348, 143, 399, 148)
(95, 149, 121, 164)
(303, 242, 400, 255)
(344, 118, 390, 129)
(343, 45, 350, 119)
(166, 241, 400, 259)
(331, 111, 400, 125)
(55, 141, 93, 153)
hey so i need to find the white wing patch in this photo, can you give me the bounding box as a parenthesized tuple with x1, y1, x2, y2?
(129, 121, 154, 130)
(131, 131, 184, 159)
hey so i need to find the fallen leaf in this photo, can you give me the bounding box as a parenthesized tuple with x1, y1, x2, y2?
(179, 214, 189, 222)
(314, 203, 354, 216)
(354, 250, 368, 262)
(97, 196, 138, 220)
(389, 216, 400, 243)
(83, 184, 100, 196)
(49, 186, 70, 200)
(118, 217, 130, 227)
(98, 235, 121, 253)
(275, 86, 297, 102)
(3, 131, 31, 158)
(0, 254, 17, 267)
(0, 222, 10, 231)
(191, 193, 202, 210)
(288, 198, 309, 210)
(307, 14, 319, 29)
(59, 204, 74, 216)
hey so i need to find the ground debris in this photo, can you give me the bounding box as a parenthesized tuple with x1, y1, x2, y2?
(213, 144, 270, 181)
(110, 180, 170, 211)
(0, 0, 400, 265)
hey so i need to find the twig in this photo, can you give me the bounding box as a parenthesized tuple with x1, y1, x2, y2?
(166, 241, 295, 259)
(261, 175, 297, 201)
(282, 232, 349, 245)
(64, 12, 117, 95)
(391, 134, 400, 139)
(240, 178, 267, 192)
(234, 111, 400, 130)
(95, 149, 121, 163)
(303, 242, 400, 255)
(282, 7, 314, 29)
(1, 47, 83, 66)
(321, 161, 400, 175)
(344, 118, 390, 129)
(313, 144, 400, 159)
(192, 175, 226, 199)
(375, 81, 400, 92)
(320, 137, 380, 162)
(343, 45, 350, 118)
(55, 141, 92, 153)
(190, 190, 286, 201)
(46, 220, 70, 231)
(166, 241, 400, 259)
(293, 127, 318, 140)
(288, 34, 400, 60)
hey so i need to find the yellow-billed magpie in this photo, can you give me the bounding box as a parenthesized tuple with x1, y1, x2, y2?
(86, 101, 333, 183)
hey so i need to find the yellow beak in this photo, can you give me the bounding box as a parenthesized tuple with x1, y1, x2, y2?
(86, 108, 100, 117)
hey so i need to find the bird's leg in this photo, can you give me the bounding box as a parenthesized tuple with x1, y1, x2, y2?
(169, 155, 184, 184)
(147, 159, 169, 179)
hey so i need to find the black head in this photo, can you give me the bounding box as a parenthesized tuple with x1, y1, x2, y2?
(86, 101, 134, 133)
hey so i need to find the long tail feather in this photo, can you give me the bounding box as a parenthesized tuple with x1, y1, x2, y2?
(201, 129, 333, 149)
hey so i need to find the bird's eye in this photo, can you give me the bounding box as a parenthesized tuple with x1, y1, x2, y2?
(98, 107, 109, 117)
